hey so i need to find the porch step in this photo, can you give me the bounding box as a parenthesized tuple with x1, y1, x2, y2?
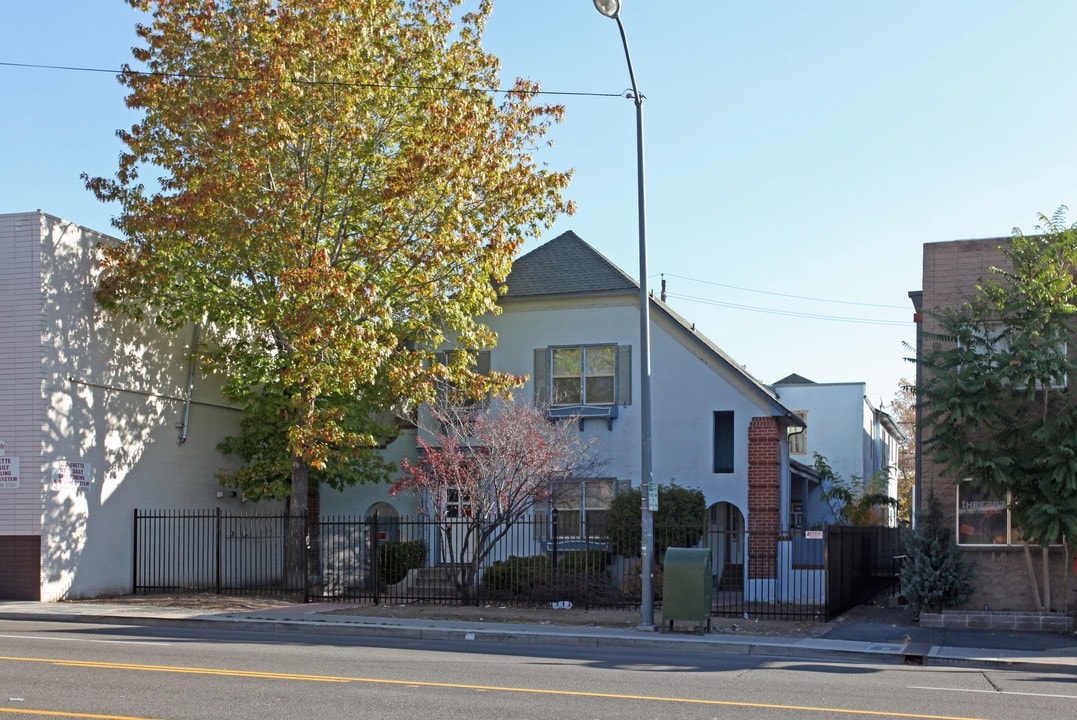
(384, 565, 461, 596)
(717, 564, 744, 591)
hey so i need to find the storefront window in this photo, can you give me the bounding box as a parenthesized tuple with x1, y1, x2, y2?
(956, 480, 1010, 545)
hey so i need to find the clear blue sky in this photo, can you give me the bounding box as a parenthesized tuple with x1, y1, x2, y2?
(4, 1, 1076, 406)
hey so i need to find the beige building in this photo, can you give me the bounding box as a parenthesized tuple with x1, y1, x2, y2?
(913, 237, 1072, 612)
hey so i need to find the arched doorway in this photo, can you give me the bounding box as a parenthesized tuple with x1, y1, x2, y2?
(366, 502, 400, 542)
(706, 501, 745, 592)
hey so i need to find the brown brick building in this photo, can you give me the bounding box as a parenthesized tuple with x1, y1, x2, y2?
(912, 237, 1073, 612)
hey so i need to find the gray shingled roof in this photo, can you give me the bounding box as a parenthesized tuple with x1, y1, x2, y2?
(497, 230, 796, 419)
(501, 230, 638, 299)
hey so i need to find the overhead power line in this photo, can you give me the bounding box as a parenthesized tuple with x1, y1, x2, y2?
(661, 272, 909, 310)
(0, 60, 623, 99)
(664, 291, 910, 327)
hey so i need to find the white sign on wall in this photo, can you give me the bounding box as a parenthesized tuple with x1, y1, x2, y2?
(0, 455, 18, 489)
(51, 460, 92, 489)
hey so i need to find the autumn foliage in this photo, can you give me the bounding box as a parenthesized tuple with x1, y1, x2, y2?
(85, 1, 573, 519)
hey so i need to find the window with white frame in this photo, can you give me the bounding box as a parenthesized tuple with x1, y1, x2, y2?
(551, 345, 616, 405)
(956, 480, 1017, 545)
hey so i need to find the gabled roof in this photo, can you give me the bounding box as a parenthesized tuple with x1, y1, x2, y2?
(500, 231, 800, 423)
(773, 373, 816, 385)
(501, 230, 638, 299)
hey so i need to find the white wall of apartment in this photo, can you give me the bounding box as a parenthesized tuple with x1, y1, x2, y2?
(0, 213, 47, 542)
(486, 296, 778, 518)
(3, 212, 247, 600)
(773, 381, 869, 487)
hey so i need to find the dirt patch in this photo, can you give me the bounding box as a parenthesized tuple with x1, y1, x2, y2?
(325, 601, 832, 637)
(70, 593, 832, 637)
(70, 593, 301, 613)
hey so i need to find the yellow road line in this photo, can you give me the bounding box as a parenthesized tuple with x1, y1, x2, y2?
(0, 656, 989, 720)
(0, 708, 161, 720)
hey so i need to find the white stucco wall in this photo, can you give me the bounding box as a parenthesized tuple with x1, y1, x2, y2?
(2, 212, 248, 600)
(486, 297, 778, 518)
(774, 381, 868, 486)
(322, 428, 419, 517)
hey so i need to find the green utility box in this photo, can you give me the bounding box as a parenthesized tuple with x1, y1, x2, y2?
(662, 547, 713, 633)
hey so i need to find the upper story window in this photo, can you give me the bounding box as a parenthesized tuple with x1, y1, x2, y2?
(552, 345, 616, 405)
(958, 325, 1068, 390)
(787, 410, 808, 455)
(533, 344, 631, 429)
(713, 410, 734, 473)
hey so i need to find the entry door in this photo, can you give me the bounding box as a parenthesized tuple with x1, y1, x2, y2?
(442, 488, 474, 565)
(707, 502, 745, 582)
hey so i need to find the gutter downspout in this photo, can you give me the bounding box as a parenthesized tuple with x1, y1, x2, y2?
(178, 323, 201, 444)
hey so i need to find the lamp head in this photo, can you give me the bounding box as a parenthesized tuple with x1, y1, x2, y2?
(593, 0, 620, 19)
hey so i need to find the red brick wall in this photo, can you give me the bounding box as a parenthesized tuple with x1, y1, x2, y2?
(920, 237, 1072, 611)
(747, 416, 781, 579)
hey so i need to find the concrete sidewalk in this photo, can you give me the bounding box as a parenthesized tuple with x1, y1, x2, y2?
(2, 600, 1075, 671)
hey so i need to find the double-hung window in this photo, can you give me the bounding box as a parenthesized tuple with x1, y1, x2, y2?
(534, 344, 630, 428)
(552, 345, 616, 406)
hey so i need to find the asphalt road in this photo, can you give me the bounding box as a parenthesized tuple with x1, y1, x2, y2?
(1, 619, 1074, 720)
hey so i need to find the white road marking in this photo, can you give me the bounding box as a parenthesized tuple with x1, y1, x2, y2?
(910, 685, 1077, 700)
(0, 634, 171, 646)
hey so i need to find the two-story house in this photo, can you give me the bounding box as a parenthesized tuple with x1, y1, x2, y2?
(476, 231, 807, 597)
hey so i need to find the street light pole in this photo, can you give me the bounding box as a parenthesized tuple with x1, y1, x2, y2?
(593, 0, 655, 631)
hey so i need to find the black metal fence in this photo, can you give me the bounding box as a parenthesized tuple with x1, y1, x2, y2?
(133, 509, 902, 621)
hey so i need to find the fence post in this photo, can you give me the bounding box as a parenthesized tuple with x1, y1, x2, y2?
(214, 507, 221, 594)
(371, 514, 380, 605)
(551, 508, 559, 569)
(132, 508, 140, 594)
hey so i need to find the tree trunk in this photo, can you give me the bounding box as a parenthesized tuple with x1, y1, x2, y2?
(1022, 542, 1043, 610)
(306, 480, 322, 599)
(286, 454, 310, 593)
(1041, 545, 1051, 612)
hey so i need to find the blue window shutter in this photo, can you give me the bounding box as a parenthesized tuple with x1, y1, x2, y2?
(476, 350, 491, 375)
(533, 348, 548, 405)
(616, 345, 632, 405)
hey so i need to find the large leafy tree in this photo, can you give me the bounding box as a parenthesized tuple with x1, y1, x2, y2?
(921, 208, 1077, 610)
(85, 0, 573, 583)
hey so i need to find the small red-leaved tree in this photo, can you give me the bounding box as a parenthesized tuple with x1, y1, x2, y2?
(392, 396, 604, 600)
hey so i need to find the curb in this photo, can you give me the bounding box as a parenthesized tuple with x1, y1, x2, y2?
(2, 608, 1075, 672)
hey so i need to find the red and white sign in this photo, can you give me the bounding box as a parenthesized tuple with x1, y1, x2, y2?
(51, 460, 92, 488)
(805, 530, 824, 540)
(0, 455, 18, 489)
